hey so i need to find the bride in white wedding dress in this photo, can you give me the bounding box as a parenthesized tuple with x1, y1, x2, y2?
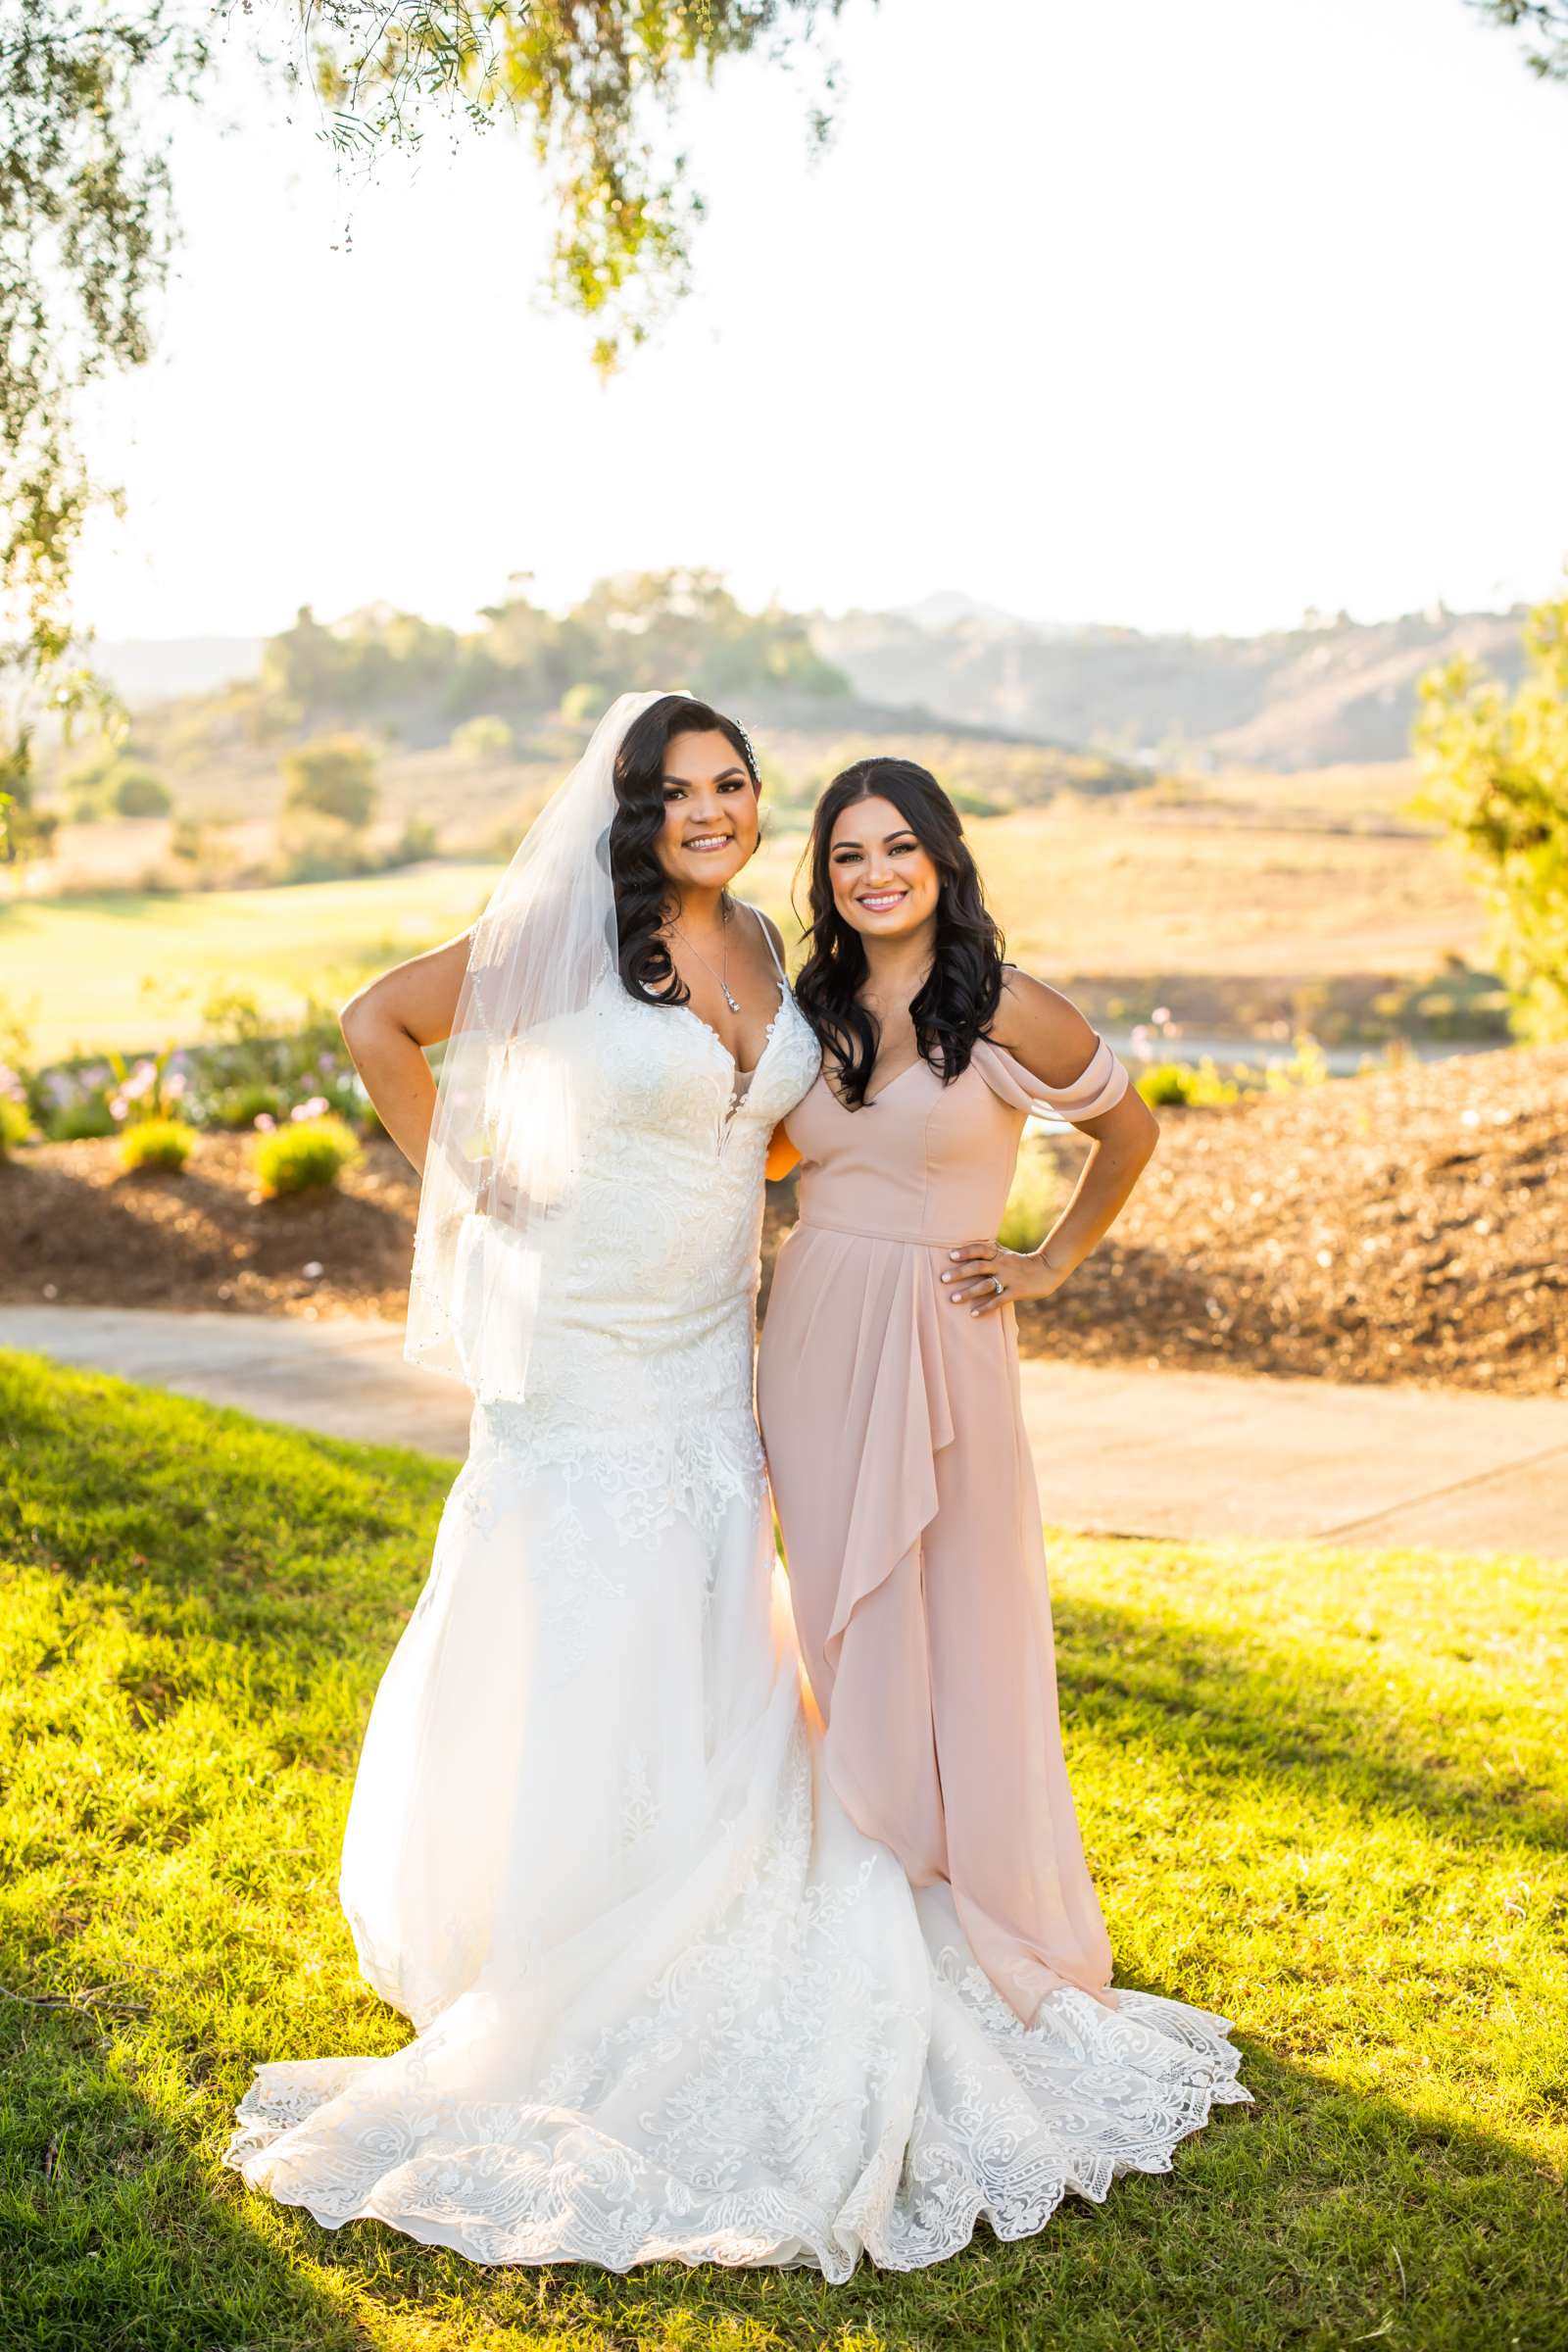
(223, 691, 1246, 2273)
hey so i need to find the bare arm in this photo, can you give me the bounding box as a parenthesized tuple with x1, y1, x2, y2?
(339, 932, 472, 1175)
(946, 969, 1158, 1316)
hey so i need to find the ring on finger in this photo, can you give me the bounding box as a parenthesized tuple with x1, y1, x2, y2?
(989, 1273, 1005, 1298)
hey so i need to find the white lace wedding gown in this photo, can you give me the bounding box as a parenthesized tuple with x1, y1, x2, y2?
(224, 972, 1248, 2274)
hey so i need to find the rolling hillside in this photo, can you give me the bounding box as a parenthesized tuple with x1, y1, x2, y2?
(812, 601, 1530, 770)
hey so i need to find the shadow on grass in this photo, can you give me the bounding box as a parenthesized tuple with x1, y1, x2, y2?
(5, 1355, 1564, 2345)
(6, 1999, 1564, 2352)
(10, 1354, 1555, 1862)
(1, 1997, 371, 2352)
(1050, 1585, 1567, 1861)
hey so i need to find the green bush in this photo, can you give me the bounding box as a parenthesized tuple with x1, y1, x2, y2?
(1263, 1035, 1330, 1094)
(1416, 593, 1568, 1042)
(451, 713, 514, 760)
(281, 734, 379, 831)
(0, 1096, 32, 1155)
(998, 1135, 1060, 1251)
(254, 1114, 362, 1197)
(210, 1082, 283, 1129)
(561, 681, 608, 725)
(1136, 1057, 1240, 1109)
(111, 766, 172, 818)
(119, 1117, 196, 1173)
(49, 1097, 117, 1142)
(385, 816, 439, 866)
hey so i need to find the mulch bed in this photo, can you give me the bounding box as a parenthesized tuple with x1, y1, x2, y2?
(1018, 1043, 1568, 1396)
(3, 1046, 1564, 1396)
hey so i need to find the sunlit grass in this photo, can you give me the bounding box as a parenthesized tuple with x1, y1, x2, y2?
(0, 865, 500, 1058)
(2, 1351, 1564, 2350)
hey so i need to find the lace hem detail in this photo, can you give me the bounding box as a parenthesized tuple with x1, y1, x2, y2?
(225, 1979, 1247, 2277)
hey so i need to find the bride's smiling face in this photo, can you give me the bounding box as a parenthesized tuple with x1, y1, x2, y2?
(827, 794, 941, 941)
(656, 729, 760, 895)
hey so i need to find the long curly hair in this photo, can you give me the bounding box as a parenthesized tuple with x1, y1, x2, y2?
(794, 757, 1004, 1107)
(609, 694, 760, 1005)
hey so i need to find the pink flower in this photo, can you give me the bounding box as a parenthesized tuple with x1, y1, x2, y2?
(290, 1095, 328, 1122)
(254, 1111, 277, 1132)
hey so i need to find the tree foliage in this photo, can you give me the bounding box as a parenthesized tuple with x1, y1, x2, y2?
(305, 1, 851, 368)
(1470, 0, 1568, 76)
(281, 731, 381, 829)
(3, 0, 852, 761)
(1, 2, 206, 744)
(1416, 595, 1568, 1043)
(258, 570, 848, 733)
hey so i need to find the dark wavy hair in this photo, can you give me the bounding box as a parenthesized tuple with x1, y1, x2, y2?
(608, 694, 760, 1005)
(794, 757, 1004, 1107)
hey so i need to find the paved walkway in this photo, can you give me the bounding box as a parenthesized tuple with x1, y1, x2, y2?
(5, 1303, 1564, 1558)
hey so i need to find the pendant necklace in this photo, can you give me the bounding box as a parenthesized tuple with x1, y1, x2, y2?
(673, 900, 740, 1014)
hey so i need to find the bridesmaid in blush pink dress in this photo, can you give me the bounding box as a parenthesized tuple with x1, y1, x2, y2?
(758, 756, 1161, 2030)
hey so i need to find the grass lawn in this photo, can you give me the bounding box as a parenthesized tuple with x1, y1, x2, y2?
(2, 1352, 1564, 2351)
(0, 865, 500, 1059)
(3, 791, 1483, 1064)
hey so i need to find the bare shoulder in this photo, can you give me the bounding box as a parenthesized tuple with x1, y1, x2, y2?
(990, 966, 1100, 1086)
(738, 901, 787, 966)
(342, 926, 472, 1049)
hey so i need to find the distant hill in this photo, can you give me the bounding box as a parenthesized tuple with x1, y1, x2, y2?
(86, 597, 1534, 773)
(811, 604, 1530, 771)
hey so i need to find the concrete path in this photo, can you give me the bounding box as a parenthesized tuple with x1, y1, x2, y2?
(5, 1303, 1564, 1559)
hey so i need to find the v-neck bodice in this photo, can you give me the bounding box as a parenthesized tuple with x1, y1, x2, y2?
(783, 1036, 1126, 1250)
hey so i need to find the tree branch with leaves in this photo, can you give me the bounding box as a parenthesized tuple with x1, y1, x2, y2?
(1416, 595, 1568, 1044)
(1470, 0, 1568, 77)
(1, 2, 207, 805)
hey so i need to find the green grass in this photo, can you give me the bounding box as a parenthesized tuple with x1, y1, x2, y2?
(0, 865, 500, 1058)
(1, 1351, 1564, 2352)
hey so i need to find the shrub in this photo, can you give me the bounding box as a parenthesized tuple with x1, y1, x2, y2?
(0, 1095, 31, 1155)
(254, 1115, 361, 1197)
(112, 766, 172, 818)
(106, 1046, 190, 1126)
(210, 1082, 283, 1130)
(281, 734, 379, 830)
(50, 1097, 118, 1142)
(998, 1135, 1061, 1251)
(451, 713, 514, 760)
(948, 784, 1011, 818)
(1136, 1058, 1240, 1109)
(561, 681, 608, 725)
(1263, 1035, 1330, 1093)
(1416, 593, 1568, 1042)
(385, 816, 439, 866)
(119, 1118, 196, 1173)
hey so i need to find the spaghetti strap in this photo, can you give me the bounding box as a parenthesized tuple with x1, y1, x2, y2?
(749, 903, 788, 984)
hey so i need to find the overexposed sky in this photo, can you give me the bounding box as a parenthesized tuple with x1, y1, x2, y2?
(73, 0, 1568, 641)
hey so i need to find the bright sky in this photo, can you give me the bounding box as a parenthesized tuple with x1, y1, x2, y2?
(73, 0, 1568, 642)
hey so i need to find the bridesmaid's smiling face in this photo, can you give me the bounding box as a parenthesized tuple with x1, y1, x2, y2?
(656, 728, 760, 894)
(827, 795, 942, 941)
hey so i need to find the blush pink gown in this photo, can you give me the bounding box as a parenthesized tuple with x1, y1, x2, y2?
(758, 1033, 1131, 2027)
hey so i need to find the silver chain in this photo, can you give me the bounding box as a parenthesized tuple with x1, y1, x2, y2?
(671, 899, 740, 1014)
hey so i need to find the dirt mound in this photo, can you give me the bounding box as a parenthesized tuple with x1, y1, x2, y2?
(3, 1047, 1563, 1396)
